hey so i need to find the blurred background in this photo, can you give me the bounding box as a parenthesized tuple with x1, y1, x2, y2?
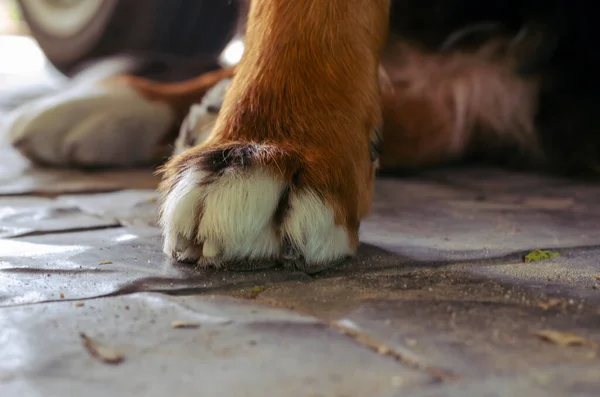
(0, 0, 47, 84)
(0, 0, 245, 87)
(0, 0, 27, 35)
(0, 0, 247, 137)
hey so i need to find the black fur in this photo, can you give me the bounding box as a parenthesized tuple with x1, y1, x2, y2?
(196, 145, 259, 174)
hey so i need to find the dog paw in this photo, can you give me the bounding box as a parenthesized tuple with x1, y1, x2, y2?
(5, 81, 175, 167)
(159, 141, 371, 273)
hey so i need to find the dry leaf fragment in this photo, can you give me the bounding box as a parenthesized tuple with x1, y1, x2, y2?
(98, 260, 113, 265)
(537, 298, 565, 311)
(171, 321, 201, 329)
(595, 275, 600, 281)
(534, 330, 597, 347)
(75, 302, 85, 307)
(80, 333, 124, 364)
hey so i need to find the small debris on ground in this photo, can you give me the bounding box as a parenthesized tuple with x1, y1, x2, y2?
(171, 321, 201, 329)
(59, 293, 64, 299)
(595, 275, 600, 281)
(80, 333, 124, 364)
(249, 286, 265, 299)
(537, 298, 565, 311)
(75, 302, 85, 307)
(534, 330, 597, 347)
(524, 249, 560, 263)
(98, 260, 113, 265)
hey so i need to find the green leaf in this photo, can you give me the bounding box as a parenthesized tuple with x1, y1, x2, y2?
(524, 249, 560, 263)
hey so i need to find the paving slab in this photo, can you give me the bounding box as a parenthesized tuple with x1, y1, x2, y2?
(0, 226, 313, 306)
(57, 189, 160, 227)
(363, 174, 600, 261)
(0, 196, 119, 238)
(1, 293, 431, 397)
(381, 365, 600, 397)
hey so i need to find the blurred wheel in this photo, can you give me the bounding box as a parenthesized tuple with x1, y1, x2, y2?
(17, 0, 241, 76)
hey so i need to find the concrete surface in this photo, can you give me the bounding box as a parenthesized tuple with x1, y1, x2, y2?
(1, 36, 599, 397)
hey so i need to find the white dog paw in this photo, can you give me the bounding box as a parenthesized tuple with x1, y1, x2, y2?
(6, 82, 176, 167)
(159, 144, 356, 273)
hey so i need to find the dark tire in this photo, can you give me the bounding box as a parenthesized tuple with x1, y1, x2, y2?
(17, 0, 241, 76)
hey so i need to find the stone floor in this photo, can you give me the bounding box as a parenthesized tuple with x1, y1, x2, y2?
(2, 149, 599, 397)
(1, 38, 599, 397)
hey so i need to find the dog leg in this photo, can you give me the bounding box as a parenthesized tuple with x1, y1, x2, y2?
(6, 67, 234, 168)
(378, 40, 539, 170)
(159, 0, 390, 272)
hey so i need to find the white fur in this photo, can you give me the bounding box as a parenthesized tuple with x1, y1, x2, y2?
(161, 164, 353, 269)
(161, 167, 283, 264)
(160, 168, 206, 256)
(196, 168, 282, 260)
(282, 191, 353, 264)
(5, 82, 175, 167)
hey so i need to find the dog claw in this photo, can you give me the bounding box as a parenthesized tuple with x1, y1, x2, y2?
(202, 240, 222, 258)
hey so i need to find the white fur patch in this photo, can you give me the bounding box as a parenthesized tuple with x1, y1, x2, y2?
(283, 190, 353, 264)
(160, 168, 206, 255)
(197, 167, 283, 260)
(5, 82, 175, 167)
(160, 166, 283, 264)
(160, 163, 354, 269)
